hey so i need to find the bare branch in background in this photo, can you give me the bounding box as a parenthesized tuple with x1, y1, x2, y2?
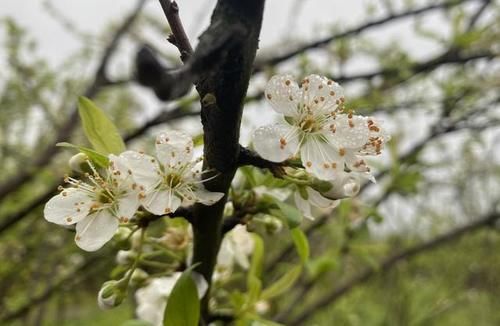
(284, 211, 500, 325)
(0, 0, 147, 203)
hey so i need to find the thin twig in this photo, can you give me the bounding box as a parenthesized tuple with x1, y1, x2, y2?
(158, 0, 193, 62)
(285, 211, 500, 325)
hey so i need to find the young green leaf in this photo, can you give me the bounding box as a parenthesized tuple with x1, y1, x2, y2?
(77, 96, 126, 155)
(57, 142, 109, 168)
(163, 267, 201, 326)
(120, 320, 153, 326)
(247, 233, 264, 283)
(290, 228, 310, 263)
(260, 265, 302, 300)
(265, 195, 303, 228)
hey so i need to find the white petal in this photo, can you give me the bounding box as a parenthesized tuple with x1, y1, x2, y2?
(253, 123, 300, 162)
(344, 151, 371, 173)
(155, 131, 194, 168)
(120, 151, 161, 190)
(294, 190, 314, 220)
(300, 136, 343, 180)
(307, 187, 339, 209)
(75, 211, 119, 251)
(332, 114, 371, 149)
(323, 173, 361, 199)
(193, 187, 224, 206)
(265, 74, 302, 117)
(117, 192, 140, 220)
(44, 188, 93, 225)
(301, 74, 344, 113)
(142, 189, 181, 215)
(108, 154, 135, 183)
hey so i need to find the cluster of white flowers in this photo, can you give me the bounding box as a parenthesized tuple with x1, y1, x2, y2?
(251, 74, 389, 218)
(253, 74, 389, 182)
(44, 131, 224, 251)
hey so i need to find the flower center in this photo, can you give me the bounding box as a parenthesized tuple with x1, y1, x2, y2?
(299, 117, 319, 133)
(97, 189, 114, 204)
(164, 173, 182, 188)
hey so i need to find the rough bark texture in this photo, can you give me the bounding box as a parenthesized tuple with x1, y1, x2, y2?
(190, 0, 265, 319)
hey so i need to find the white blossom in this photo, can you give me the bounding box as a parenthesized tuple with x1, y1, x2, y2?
(214, 225, 254, 281)
(253, 74, 389, 181)
(121, 131, 224, 215)
(135, 272, 208, 326)
(44, 155, 139, 251)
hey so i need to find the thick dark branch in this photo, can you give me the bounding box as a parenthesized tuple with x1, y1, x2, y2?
(254, 0, 478, 71)
(190, 0, 266, 319)
(285, 212, 500, 326)
(158, 0, 193, 62)
(0, 0, 146, 203)
(135, 22, 245, 101)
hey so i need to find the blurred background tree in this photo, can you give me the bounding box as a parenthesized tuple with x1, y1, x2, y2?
(0, 0, 499, 325)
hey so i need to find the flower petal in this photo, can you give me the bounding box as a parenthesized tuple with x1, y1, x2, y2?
(294, 190, 314, 220)
(265, 74, 302, 117)
(117, 191, 140, 221)
(300, 136, 343, 180)
(44, 187, 93, 225)
(193, 186, 224, 206)
(156, 131, 194, 168)
(75, 211, 119, 251)
(332, 114, 371, 149)
(253, 123, 300, 162)
(120, 151, 161, 190)
(323, 173, 361, 199)
(142, 189, 181, 215)
(307, 187, 339, 209)
(301, 74, 344, 113)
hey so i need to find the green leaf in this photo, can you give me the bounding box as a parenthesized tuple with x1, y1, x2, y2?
(265, 195, 302, 228)
(121, 320, 153, 326)
(247, 233, 264, 282)
(77, 96, 126, 155)
(290, 228, 309, 263)
(260, 265, 302, 300)
(163, 266, 201, 326)
(247, 275, 262, 306)
(57, 142, 109, 168)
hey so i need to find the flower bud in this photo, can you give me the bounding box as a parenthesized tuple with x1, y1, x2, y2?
(116, 250, 135, 265)
(68, 153, 89, 173)
(130, 268, 149, 287)
(320, 174, 361, 200)
(97, 279, 127, 310)
(263, 215, 283, 234)
(114, 227, 132, 250)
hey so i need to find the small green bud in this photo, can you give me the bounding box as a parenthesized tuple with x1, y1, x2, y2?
(130, 268, 149, 287)
(116, 250, 135, 265)
(97, 279, 127, 310)
(68, 153, 89, 173)
(114, 228, 132, 250)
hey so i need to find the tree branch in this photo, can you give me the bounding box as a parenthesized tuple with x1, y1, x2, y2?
(189, 0, 266, 320)
(285, 211, 500, 326)
(253, 0, 479, 71)
(0, 0, 146, 203)
(158, 0, 193, 62)
(237, 146, 287, 177)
